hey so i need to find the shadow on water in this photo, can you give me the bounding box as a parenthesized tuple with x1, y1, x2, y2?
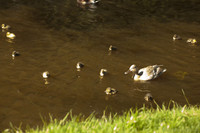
(0, 0, 200, 131)
(1, 0, 200, 30)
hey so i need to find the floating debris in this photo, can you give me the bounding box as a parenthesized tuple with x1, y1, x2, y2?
(186, 38, 197, 45)
(144, 93, 153, 102)
(108, 45, 117, 51)
(1, 24, 10, 30)
(173, 34, 182, 41)
(77, 0, 100, 5)
(105, 87, 117, 95)
(12, 51, 20, 58)
(6, 32, 16, 39)
(76, 62, 84, 71)
(42, 71, 50, 79)
(100, 69, 107, 77)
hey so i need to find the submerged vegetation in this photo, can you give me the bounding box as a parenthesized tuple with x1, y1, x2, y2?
(3, 102, 200, 133)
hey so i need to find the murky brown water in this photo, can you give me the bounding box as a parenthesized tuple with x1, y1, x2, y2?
(0, 0, 200, 131)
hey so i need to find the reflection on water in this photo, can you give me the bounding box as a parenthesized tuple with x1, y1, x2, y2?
(0, 0, 200, 131)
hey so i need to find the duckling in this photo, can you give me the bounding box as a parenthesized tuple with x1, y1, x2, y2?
(12, 51, 20, 58)
(42, 71, 50, 78)
(76, 62, 84, 71)
(105, 87, 117, 95)
(100, 69, 107, 77)
(173, 34, 182, 41)
(125, 64, 167, 81)
(6, 32, 16, 39)
(144, 93, 153, 102)
(186, 38, 197, 44)
(108, 45, 117, 51)
(77, 0, 100, 5)
(1, 24, 10, 30)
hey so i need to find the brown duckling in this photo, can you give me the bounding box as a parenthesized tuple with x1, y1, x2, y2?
(105, 87, 117, 95)
(77, 0, 100, 5)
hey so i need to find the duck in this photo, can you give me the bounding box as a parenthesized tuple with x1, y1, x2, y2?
(1, 24, 10, 30)
(105, 87, 117, 95)
(186, 38, 197, 45)
(77, 0, 100, 5)
(173, 34, 182, 41)
(144, 93, 153, 102)
(100, 69, 107, 77)
(12, 51, 20, 58)
(42, 71, 50, 78)
(76, 62, 84, 71)
(6, 32, 16, 39)
(108, 45, 117, 51)
(124, 64, 167, 81)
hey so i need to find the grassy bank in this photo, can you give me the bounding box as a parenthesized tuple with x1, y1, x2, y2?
(3, 102, 200, 133)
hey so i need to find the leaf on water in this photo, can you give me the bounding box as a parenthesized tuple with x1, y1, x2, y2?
(173, 71, 188, 80)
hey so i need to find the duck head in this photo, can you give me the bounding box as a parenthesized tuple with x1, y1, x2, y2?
(124, 64, 137, 74)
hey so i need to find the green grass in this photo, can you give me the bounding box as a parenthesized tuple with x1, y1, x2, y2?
(3, 101, 200, 133)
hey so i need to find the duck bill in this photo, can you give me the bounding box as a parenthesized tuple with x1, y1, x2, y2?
(124, 70, 130, 74)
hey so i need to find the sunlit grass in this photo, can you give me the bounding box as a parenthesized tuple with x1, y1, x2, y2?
(3, 101, 200, 133)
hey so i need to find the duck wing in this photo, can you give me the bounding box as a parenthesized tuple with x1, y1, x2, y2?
(138, 65, 166, 80)
(152, 65, 167, 79)
(138, 66, 155, 80)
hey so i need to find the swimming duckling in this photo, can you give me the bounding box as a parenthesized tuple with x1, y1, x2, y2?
(76, 62, 84, 71)
(125, 64, 167, 81)
(144, 93, 153, 102)
(100, 69, 107, 77)
(1, 24, 10, 30)
(12, 51, 20, 58)
(186, 38, 197, 44)
(108, 45, 117, 51)
(42, 71, 50, 78)
(6, 32, 16, 39)
(105, 87, 117, 95)
(173, 34, 182, 41)
(77, 0, 100, 5)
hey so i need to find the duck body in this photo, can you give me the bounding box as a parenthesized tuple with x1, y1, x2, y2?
(6, 32, 16, 39)
(125, 64, 166, 81)
(186, 38, 197, 44)
(42, 71, 50, 78)
(173, 34, 182, 41)
(105, 87, 117, 95)
(12, 51, 20, 58)
(144, 93, 153, 102)
(108, 45, 117, 51)
(76, 62, 84, 71)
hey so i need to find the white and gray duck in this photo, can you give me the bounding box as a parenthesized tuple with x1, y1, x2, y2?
(125, 64, 167, 81)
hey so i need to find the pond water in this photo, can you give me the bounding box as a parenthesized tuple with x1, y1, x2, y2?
(0, 0, 200, 131)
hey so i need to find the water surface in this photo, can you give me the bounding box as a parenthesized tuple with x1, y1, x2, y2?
(0, 0, 200, 131)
